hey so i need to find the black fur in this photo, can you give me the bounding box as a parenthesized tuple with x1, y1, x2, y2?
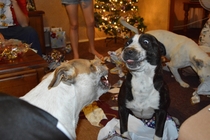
(118, 33, 170, 139)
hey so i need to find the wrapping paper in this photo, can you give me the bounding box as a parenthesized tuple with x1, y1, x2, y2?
(98, 114, 178, 140)
(83, 102, 107, 127)
(191, 76, 210, 104)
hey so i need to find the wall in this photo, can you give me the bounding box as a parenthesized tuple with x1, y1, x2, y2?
(34, 0, 170, 43)
(34, 0, 106, 43)
(138, 0, 170, 31)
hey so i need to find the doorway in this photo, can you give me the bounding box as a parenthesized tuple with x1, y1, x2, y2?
(169, 0, 209, 42)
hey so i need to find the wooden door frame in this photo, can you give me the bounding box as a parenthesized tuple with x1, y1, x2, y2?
(169, 0, 175, 31)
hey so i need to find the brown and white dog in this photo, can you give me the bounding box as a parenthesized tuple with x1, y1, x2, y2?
(147, 30, 210, 88)
(0, 59, 110, 140)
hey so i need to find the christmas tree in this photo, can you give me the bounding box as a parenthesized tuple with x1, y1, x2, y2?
(94, 0, 146, 38)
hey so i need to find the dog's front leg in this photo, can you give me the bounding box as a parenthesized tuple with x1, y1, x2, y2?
(118, 73, 133, 139)
(154, 109, 167, 140)
(118, 106, 131, 139)
(166, 62, 189, 88)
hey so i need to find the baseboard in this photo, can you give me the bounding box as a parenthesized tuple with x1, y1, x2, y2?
(78, 37, 107, 43)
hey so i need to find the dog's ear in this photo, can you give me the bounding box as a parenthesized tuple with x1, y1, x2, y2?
(48, 65, 76, 89)
(89, 59, 101, 72)
(157, 40, 166, 56)
(147, 33, 166, 56)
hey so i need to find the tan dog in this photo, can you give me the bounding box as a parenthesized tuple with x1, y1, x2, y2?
(21, 59, 110, 139)
(147, 30, 210, 88)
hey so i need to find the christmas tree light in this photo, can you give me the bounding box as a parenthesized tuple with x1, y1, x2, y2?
(94, 0, 146, 38)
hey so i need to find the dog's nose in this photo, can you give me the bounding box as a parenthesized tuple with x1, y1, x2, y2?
(125, 48, 134, 55)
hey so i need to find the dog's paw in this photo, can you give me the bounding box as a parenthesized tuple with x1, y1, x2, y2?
(180, 82, 190, 88)
(171, 116, 180, 126)
(191, 92, 200, 104)
(154, 135, 162, 140)
(122, 131, 131, 140)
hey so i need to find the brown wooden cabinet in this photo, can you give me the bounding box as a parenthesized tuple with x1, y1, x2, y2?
(0, 50, 48, 97)
(29, 10, 46, 54)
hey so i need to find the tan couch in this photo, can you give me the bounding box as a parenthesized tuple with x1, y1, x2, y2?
(178, 105, 210, 140)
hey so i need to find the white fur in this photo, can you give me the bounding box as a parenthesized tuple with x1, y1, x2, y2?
(147, 30, 210, 88)
(121, 34, 147, 71)
(121, 34, 160, 119)
(20, 60, 110, 139)
(122, 131, 132, 140)
(21, 73, 92, 138)
(126, 64, 160, 119)
(154, 135, 162, 140)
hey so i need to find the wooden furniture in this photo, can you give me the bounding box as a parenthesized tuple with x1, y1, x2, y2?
(0, 50, 48, 97)
(183, 2, 209, 34)
(29, 10, 46, 54)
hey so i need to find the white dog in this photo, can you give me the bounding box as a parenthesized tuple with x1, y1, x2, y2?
(147, 30, 210, 88)
(20, 59, 110, 139)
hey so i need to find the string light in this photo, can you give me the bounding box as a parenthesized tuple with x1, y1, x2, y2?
(94, 0, 147, 37)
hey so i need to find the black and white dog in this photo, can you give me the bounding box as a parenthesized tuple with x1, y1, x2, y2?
(118, 33, 170, 140)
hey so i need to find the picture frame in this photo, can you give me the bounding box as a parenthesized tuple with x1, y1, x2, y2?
(26, 0, 36, 11)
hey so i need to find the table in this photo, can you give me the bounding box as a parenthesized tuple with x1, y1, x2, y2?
(29, 10, 46, 54)
(0, 50, 48, 97)
(183, 2, 209, 34)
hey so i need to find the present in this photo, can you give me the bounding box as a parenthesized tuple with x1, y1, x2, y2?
(50, 27, 66, 48)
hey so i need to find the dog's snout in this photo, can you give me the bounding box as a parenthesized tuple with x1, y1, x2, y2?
(125, 48, 135, 55)
(128, 49, 133, 54)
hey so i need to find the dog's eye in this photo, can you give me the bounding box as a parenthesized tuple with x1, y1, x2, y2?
(143, 39, 149, 44)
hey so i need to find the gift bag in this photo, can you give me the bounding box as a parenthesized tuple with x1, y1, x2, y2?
(50, 27, 66, 48)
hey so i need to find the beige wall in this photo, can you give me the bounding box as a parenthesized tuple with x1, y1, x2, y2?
(34, 0, 106, 43)
(34, 0, 170, 43)
(138, 0, 170, 31)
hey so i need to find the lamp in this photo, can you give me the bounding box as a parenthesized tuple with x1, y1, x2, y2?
(199, 0, 210, 11)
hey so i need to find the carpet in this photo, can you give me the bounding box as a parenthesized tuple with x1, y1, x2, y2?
(80, 68, 210, 127)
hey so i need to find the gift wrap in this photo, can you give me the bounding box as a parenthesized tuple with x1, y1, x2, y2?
(98, 114, 178, 140)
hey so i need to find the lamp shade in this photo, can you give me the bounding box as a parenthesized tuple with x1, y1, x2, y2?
(199, 0, 210, 11)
